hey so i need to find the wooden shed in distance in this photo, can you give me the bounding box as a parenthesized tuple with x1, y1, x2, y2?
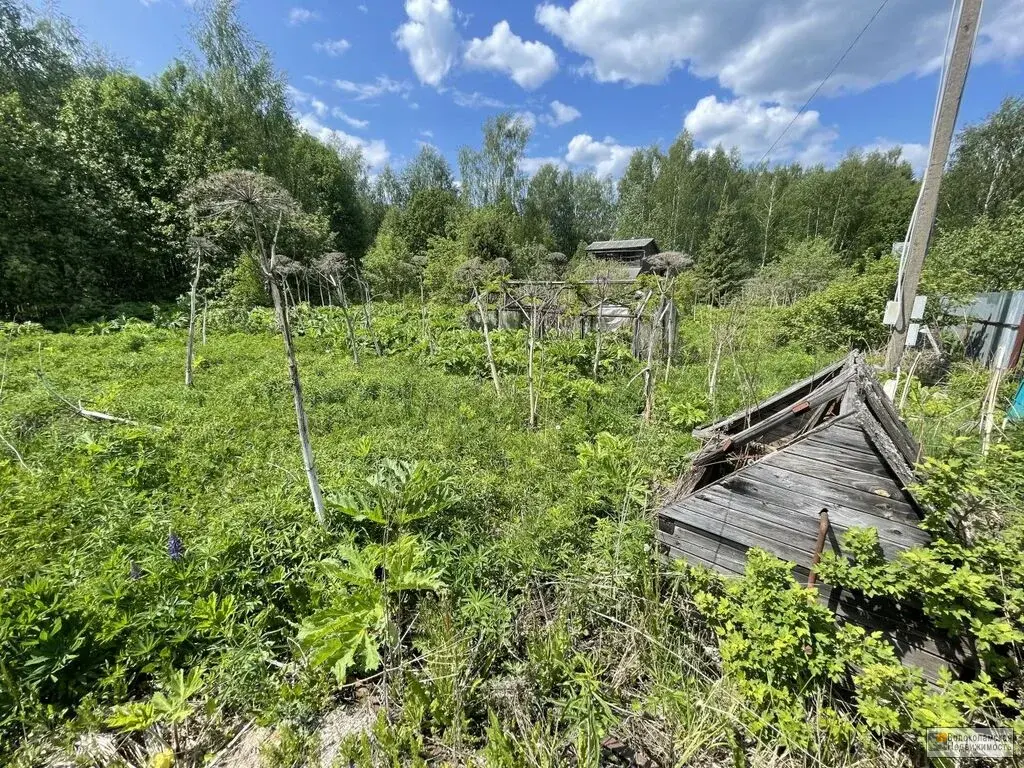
(658, 352, 970, 676)
(586, 238, 660, 278)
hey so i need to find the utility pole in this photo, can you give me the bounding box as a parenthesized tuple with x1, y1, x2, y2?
(884, 0, 983, 371)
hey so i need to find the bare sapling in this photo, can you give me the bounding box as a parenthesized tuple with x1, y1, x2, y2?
(262, 219, 327, 525)
(185, 250, 201, 389)
(527, 284, 539, 428)
(315, 252, 360, 365)
(592, 275, 609, 380)
(643, 300, 670, 423)
(184, 236, 218, 388)
(188, 170, 327, 526)
(355, 265, 382, 356)
(474, 287, 501, 395)
(420, 278, 435, 356)
(648, 252, 692, 385)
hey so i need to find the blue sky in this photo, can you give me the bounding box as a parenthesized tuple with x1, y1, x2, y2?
(53, 0, 1024, 178)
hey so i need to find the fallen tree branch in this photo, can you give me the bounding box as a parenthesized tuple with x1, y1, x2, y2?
(0, 349, 31, 469)
(35, 370, 154, 428)
(0, 431, 29, 470)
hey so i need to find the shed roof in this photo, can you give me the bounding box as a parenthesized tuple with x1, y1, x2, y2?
(658, 353, 972, 679)
(586, 238, 657, 252)
(683, 352, 921, 494)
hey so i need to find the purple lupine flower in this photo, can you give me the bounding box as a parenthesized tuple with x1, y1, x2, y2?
(129, 560, 143, 580)
(167, 533, 184, 561)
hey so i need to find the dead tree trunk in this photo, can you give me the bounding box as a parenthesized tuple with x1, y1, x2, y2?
(420, 279, 435, 356)
(356, 268, 382, 356)
(201, 297, 208, 346)
(331, 277, 360, 366)
(474, 288, 501, 395)
(527, 288, 538, 428)
(185, 253, 202, 388)
(643, 301, 669, 423)
(255, 214, 327, 526)
(269, 273, 327, 525)
(662, 288, 677, 384)
(592, 279, 608, 380)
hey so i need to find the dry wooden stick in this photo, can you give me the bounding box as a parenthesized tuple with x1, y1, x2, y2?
(474, 287, 501, 395)
(0, 352, 29, 469)
(35, 370, 146, 427)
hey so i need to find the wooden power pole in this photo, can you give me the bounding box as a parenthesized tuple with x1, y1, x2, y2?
(884, 0, 983, 371)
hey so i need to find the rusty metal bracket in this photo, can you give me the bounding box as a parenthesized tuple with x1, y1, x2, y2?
(807, 509, 831, 588)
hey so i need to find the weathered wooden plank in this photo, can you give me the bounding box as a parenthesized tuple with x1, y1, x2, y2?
(854, 405, 921, 495)
(683, 488, 834, 545)
(658, 546, 960, 681)
(693, 354, 851, 438)
(815, 421, 880, 457)
(786, 432, 889, 475)
(760, 450, 907, 501)
(724, 373, 854, 448)
(693, 484, 926, 554)
(662, 501, 819, 567)
(664, 497, 825, 561)
(740, 459, 917, 520)
(858, 373, 921, 466)
(706, 473, 928, 543)
(820, 586, 971, 679)
(659, 528, 748, 575)
(840, 380, 859, 415)
(760, 413, 815, 444)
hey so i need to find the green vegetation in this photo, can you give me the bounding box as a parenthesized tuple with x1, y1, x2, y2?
(3, 1, 1024, 766)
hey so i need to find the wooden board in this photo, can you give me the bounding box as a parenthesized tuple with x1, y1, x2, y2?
(661, 499, 820, 567)
(814, 421, 880, 457)
(656, 544, 969, 682)
(760, 449, 907, 501)
(693, 354, 851, 438)
(659, 526, 748, 575)
(740, 458, 917, 521)
(694, 483, 925, 553)
(706, 473, 928, 546)
(785, 432, 891, 475)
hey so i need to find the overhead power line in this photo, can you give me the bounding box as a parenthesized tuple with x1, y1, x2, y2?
(755, 0, 892, 166)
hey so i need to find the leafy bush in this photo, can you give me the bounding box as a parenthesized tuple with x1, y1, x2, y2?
(780, 256, 896, 350)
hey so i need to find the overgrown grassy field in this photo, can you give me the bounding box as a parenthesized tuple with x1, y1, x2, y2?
(2, 306, 1021, 767)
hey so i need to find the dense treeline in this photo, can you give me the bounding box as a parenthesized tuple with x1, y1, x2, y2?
(2, 0, 1023, 322)
(0, 0, 368, 319)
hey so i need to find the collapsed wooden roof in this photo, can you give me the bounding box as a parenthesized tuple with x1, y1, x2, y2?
(658, 352, 972, 677)
(683, 351, 922, 500)
(586, 237, 658, 253)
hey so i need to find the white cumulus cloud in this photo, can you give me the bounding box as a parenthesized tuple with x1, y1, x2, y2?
(395, 0, 460, 87)
(331, 107, 370, 130)
(536, 0, 1024, 103)
(862, 140, 930, 177)
(286, 86, 329, 118)
(333, 76, 412, 101)
(544, 100, 581, 126)
(288, 7, 317, 25)
(521, 156, 567, 176)
(297, 114, 390, 170)
(314, 39, 351, 56)
(464, 20, 558, 90)
(683, 95, 837, 164)
(450, 89, 509, 109)
(565, 134, 636, 177)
